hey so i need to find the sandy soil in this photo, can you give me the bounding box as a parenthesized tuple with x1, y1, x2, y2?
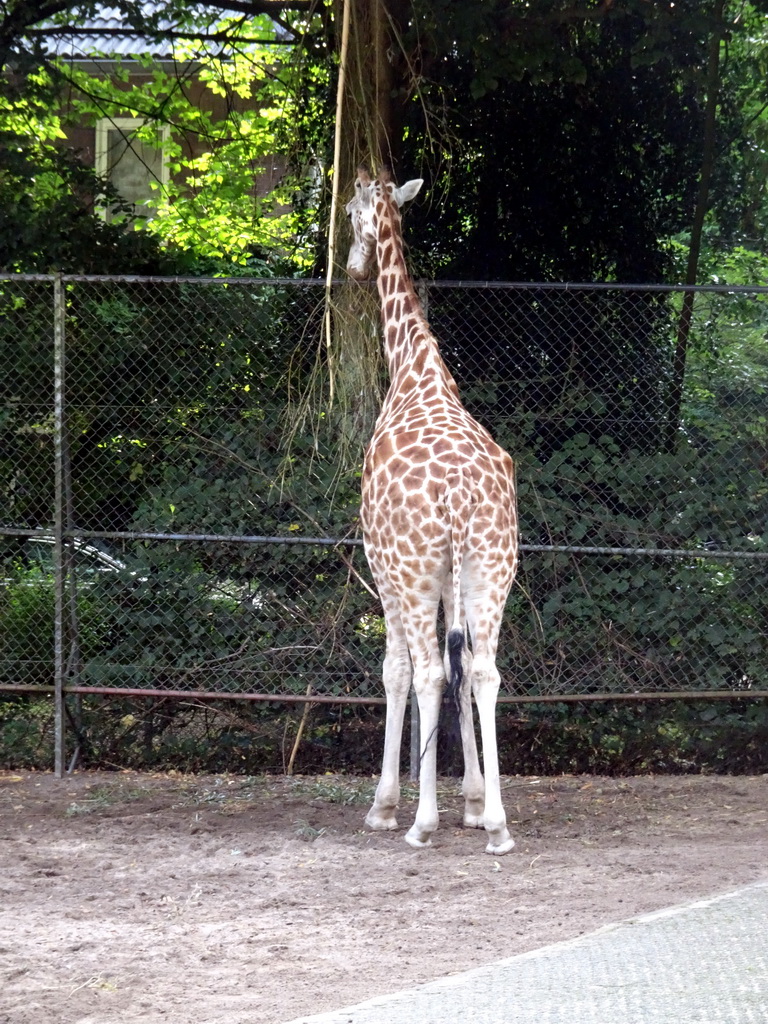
(1, 769, 767, 1024)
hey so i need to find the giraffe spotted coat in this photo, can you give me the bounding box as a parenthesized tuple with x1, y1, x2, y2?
(346, 169, 518, 854)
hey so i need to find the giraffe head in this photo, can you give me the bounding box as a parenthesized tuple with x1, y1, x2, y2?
(345, 168, 423, 281)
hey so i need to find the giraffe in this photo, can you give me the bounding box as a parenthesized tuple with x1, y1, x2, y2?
(345, 168, 519, 854)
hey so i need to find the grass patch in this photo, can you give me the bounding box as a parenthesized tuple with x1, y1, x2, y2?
(65, 783, 152, 816)
(293, 819, 328, 841)
(171, 775, 262, 810)
(287, 776, 421, 806)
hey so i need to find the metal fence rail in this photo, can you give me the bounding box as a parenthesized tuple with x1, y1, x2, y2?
(1, 274, 767, 768)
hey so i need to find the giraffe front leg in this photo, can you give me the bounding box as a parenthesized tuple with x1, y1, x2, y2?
(365, 638, 411, 832)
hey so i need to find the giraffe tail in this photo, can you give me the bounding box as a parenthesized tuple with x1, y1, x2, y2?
(442, 476, 472, 743)
(440, 627, 465, 764)
(445, 628, 465, 720)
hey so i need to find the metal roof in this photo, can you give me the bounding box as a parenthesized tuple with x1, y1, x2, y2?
(39, 3, 283, 61)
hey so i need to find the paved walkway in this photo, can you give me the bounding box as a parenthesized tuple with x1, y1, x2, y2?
(283, 881, 768, 1024)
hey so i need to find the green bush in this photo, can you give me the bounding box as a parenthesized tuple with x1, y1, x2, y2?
(2, 693, 767, 775)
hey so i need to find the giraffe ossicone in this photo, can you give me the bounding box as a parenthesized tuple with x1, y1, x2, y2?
(346, 168, 519, 854)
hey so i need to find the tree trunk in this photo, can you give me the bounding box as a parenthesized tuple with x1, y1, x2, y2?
(665, 0, 726, 451)
(333, 0, 410, 186)
(324, 0, 414, 465)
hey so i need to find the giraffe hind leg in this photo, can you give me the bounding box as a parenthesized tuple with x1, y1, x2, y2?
(464, 582, 515, 855)
(441, 578, 485, 828)
(404, 645, 444, 848)
(365, 598, 411, 832)
(470, 650, 514, 854)
(403, 608, 444, 849)
(448, 630, 487, 829)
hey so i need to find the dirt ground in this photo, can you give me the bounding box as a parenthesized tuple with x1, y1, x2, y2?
(1, 770, 767, 1024)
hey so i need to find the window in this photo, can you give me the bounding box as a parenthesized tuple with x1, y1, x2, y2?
(95, 117, 169, 221)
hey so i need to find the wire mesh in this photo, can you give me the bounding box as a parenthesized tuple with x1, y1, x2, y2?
(1, 275, 766, 704)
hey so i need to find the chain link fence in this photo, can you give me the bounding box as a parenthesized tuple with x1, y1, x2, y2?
(2, 275, 767, 759)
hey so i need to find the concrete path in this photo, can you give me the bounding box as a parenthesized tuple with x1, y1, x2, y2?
(283, 881, 768, 1024)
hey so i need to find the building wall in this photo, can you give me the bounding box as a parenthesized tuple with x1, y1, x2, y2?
(59, 63, 286, 202)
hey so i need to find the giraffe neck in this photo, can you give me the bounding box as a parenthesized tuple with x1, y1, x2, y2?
(374, 195, 433, 380)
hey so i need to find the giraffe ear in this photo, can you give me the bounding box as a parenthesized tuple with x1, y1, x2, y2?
(393, 179, 423, 207)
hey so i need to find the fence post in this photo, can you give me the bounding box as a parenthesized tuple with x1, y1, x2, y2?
(53, 274, 66, 778)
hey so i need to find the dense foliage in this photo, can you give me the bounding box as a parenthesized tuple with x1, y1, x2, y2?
(2, 1, 768, 278)
(1, 4, 326, 272)
(3, 693, 768, 775)
(404, 3, 704, 281)
(1, 278, 766, 776)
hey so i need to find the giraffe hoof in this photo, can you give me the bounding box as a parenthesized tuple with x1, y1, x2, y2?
(485, 834, 515, 856)
(404, 831, 433, 850)
(405, 823, 436, 847)
(365, 810, 399, 831)
(463, 813, 485, 830)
